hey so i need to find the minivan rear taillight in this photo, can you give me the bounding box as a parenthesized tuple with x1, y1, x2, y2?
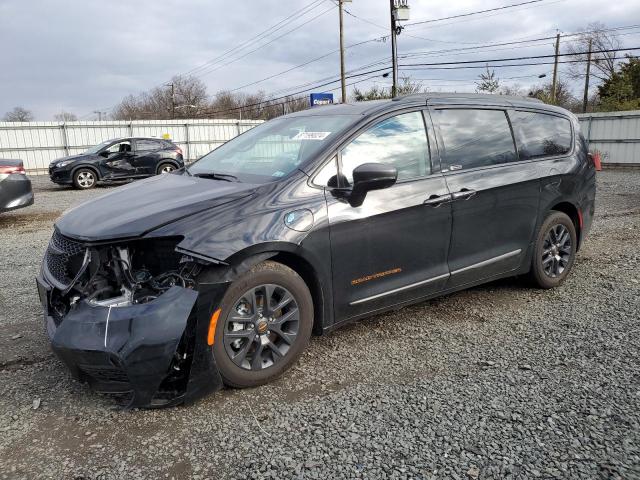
(175, 147, 183, 156)
(0, 165, 25, 175)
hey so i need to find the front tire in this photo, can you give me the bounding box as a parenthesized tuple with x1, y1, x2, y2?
(529, 211, 577, 289)
(212, 261, 313, 388)
(72, 168, 97, 189)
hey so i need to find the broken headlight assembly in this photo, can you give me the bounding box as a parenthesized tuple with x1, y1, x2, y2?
(46, 234, 203, 316)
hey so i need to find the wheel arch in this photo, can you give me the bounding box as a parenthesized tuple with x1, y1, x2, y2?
(549, 201, 582, 250)
(71, 164, 101, 181)
(225, 243, 328, 336)
(157, 160, 180, 173)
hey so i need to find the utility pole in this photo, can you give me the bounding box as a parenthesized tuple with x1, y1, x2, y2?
(582, 38, 592, 113)
(338, 0, 348, 103)
(551, 33, 560, 104)
(166, 83, 175, 119)
(93, 110, 105, 121)
(390, 0, 398, 97)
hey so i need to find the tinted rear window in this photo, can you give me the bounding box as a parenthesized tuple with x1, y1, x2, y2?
(136, 139, 163, 151)
(510, 111, 572, 160)
(433, 109, 517, 170)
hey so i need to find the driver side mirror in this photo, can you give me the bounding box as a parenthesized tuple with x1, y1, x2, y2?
(99, 150, 110, 158)
(349, 162, 397, 207)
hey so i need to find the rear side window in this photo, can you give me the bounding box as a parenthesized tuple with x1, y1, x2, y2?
(136, 139, 162, 152)
(433, 109, 517, 170)
(340, 111, 430, 184)
(510, 111, 572, 159)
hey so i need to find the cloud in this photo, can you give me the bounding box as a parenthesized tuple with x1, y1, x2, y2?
(1, 0, 639, 119)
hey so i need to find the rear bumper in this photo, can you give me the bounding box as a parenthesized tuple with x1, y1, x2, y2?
(0, 174, 34, 212)
(37, 275, 228, 408)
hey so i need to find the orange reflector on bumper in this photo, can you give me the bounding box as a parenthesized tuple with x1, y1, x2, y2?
(207, 309, 221, 346)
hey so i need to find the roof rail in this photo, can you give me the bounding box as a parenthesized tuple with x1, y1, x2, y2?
(391, 92, 543, 104)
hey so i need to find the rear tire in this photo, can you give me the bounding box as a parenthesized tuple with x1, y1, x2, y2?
(212, 261, 313, 388)
(156, 162, 176, 175)
(529, 211, 577, 289)
(72, 168, 97, 189)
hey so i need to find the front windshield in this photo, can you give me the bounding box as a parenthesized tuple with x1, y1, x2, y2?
(189, 115, 354, 183)
(84, 140, 112, 154)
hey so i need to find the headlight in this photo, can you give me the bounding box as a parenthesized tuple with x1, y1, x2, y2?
(56, 160, 74, 168)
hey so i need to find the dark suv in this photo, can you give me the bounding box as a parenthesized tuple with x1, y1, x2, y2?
(48, 137, 184, 189)
(37, 94, 596, 407)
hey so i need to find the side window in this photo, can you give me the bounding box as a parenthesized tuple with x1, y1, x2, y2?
(510, 111, 572, 160)
(340, 111, 430, 184)
(105, 141, 131, 154)
(313, 157, 339, 187)
(136, 139, 161, 152)
(433, 109, 517, 170)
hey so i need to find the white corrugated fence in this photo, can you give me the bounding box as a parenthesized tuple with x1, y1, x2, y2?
(577, 110, 640, 166)
(0, 119, 263, 174)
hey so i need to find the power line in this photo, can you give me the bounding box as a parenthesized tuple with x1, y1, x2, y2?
(182, 0, 326, 77)
(405, 0, 567, 31)
(190, 5, 337, 80)
(399, 46, 640, 68)
(201, 45, 640, 117)
(406, 0, 545, 27)
(77, 0, 330, 118)
(229, 36, 386, 93)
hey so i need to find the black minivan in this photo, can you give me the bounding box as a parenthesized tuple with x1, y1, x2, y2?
(37, 93, 596, 407)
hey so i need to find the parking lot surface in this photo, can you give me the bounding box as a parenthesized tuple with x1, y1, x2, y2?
(0, 172, 639, 479)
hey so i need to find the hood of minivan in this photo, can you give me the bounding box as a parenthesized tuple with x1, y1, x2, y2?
(55, 173, 256, 241)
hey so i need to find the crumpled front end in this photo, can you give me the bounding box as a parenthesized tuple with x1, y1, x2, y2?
(36, 229, 228, 408)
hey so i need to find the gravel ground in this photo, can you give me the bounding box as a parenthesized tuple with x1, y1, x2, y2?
(0, 172, 638, 480)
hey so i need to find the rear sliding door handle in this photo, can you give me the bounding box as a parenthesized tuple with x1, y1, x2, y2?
(451, 188, 477, 201)
(423, 193, 452, 207)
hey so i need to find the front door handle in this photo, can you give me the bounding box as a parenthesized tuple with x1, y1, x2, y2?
(423, 193, 452, 207)
(451, 188, 477, 201)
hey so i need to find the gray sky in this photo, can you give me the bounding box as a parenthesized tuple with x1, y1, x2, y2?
(1, 0, 639, 120)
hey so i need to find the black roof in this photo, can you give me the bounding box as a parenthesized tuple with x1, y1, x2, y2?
(288, 92, 568, 118)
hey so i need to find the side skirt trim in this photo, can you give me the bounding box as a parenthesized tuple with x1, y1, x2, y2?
(349, 273, 450, 306)
(450, 249, 522, 276)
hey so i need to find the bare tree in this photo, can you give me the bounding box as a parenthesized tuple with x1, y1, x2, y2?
(528, 78, 580, 111)
(475, 66, 500, 93)
(352, 77, 425, 101)
(208, 90, 308, 120)
(566, 22, 621, 83)
(53, 111, 78, 122)
(112, 75, 209, 120)
(499, 83, 525, 96)
(3, 106, 34, 122)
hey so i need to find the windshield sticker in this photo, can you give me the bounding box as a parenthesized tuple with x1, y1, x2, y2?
(272, 171, 286, 177)
(292, 131, 331, 141)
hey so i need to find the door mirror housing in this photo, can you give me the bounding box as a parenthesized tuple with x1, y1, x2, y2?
(99, 150, 111, 158)
(349, 162, 397, 206)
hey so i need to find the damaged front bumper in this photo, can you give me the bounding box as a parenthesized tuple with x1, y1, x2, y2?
(37, 232, 230, 408)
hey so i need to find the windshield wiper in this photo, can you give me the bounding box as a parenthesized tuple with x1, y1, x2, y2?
(192, 172, 239, 182)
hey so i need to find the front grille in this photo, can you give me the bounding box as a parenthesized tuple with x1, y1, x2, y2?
(45, 229, 86, 285)
(78, 364, 130, 384)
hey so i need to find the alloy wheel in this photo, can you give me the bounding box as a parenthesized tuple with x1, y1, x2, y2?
(541, 224, 572, 278)
(223, 284, 300, 371)
(160, 164, 175, 173)
(77, 171, 95, 188)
